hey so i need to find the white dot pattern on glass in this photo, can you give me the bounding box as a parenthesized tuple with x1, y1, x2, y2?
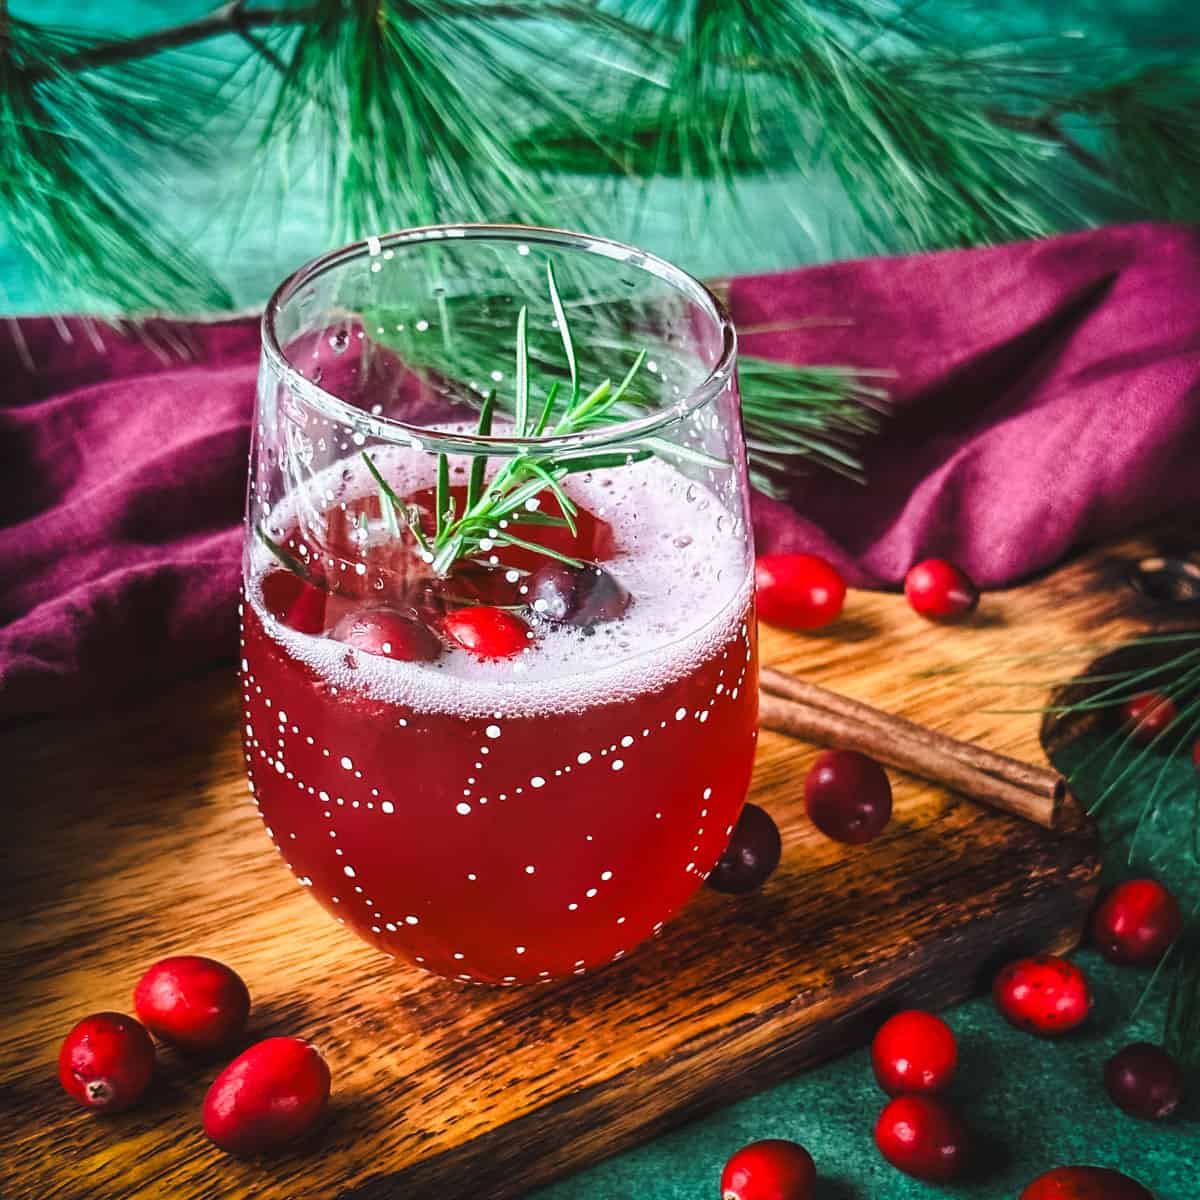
(238, 496, 757, 984)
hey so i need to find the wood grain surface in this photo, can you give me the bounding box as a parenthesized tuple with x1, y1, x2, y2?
(6, 534, 1183, 1200)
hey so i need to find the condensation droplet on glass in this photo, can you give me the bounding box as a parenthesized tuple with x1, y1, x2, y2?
(673, 534, 693, 548)
(311, 366, 323, 385)
(415, 319, 430, 332)
(329, 329, 350, 354)
(685, 484, 697, 503)
(433, 286, 446, 298)
(517, 244, 530, 256)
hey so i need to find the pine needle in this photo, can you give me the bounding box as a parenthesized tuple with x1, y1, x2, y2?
(1075, 62, 1200, 223)
(263, 0, 588, 237)
(7, 3, 1200, 308)
(364, 282, 884, 491)
(0, 17, 230, 312)
(565, 0, 1066, 249)
(933, 629, 1200, 1059)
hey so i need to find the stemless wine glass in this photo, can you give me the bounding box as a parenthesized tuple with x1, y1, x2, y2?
(242, 225, 758, 984)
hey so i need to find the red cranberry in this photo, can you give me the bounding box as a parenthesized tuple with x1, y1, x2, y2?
(1104, 1042, 1184, 1120)
(803, 750, 892, 844)
(904, 558, 979, 622)
(528, 561, 630, 626)
(1120, 692, 1178, 744)
(754, 554, 846, 631)
(442, 606, 531, 659)
(873, 1094, 967, 1182)
(261, 569, 328, 635)
(1091, 879, 1182, 965)
(58, 1012, 155, 1112)
(133, 956, 250, 1054)
(871, 1010, 958, 1096)
(707, 803, 782, 894)
(992, 955, 1091, 1036)
(203, 1037, 331, 1156)
(1193, 737, 1200, 771)
(1020, 1166, 1155, 1199)
(720, 1139, 816, 1200)
(331, 607, 442, 662)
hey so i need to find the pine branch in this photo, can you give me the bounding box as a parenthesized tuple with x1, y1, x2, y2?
(40, 1, 661, 76)
(262, 0, 594, 238)
(1072, 63, 1200, 223)
(7, 0, 1200, 314)
(924, 630, 1200, 1059)
(0, 17, 231, 313)
(43, 3, 315, 77)
(362, 279, 885, 492)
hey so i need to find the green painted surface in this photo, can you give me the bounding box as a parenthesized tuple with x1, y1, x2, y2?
(4, 5, 1197, 1196)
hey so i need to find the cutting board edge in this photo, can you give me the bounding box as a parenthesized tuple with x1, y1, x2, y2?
(334, 846, 1100, 1200)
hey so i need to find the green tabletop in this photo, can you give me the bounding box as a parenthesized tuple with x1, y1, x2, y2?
(4, 4, 1197, 1197)
(532, 732, 1200, 1200)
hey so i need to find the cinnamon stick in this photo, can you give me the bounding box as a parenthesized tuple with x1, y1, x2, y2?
(757, 679, 1064, 830)
(760, 667, 1063, 801)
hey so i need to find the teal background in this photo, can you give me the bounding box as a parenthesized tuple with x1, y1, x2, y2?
(5, 0, 1200, 313)
(5, 5, 1199, 1197)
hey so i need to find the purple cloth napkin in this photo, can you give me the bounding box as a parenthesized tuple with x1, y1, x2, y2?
(740, 222, 1200, 585)
(3, 223, 1198, 721)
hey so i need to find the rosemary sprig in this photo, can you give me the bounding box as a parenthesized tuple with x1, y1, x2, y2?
(362, 264, 691, 577)
(256, 523, 311, 580)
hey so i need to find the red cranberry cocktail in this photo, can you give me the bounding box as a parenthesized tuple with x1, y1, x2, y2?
(242, 226, 757, 984)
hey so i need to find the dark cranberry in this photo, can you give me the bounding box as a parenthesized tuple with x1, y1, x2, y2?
(528, 561, 630, 626)
(992, 955, 1091, 1036)
(706, 803, 782, 894)
(58, 1012, 156, 1112)
(443, 606, 531, 659)
(720, 1139, 816, 1200)
(134, 956, 250, 1054)
(1104, 1043, 1184, 1120)
(871, 1010, 958, 1096)
(1193, 737, 1200, 772)
(803, 750, 892, 844)
(754, 554, 845, 630)
(1120, 692, 1178, 744)
(874, 1094, 967, 1182)
(331, 607, 442, 662)
(1091, 879, 1182, 965)
(1020, 1166, 1155, 1199)
(904, 559, 979, 622)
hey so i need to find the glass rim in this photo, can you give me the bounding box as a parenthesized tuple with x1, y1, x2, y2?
(260, 223, 738, 456)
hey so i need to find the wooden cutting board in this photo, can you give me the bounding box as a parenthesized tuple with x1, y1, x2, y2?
(8, 534, 1183, 1200)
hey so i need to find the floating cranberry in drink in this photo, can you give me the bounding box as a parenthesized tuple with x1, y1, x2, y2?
(241, 229, 758, 984)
